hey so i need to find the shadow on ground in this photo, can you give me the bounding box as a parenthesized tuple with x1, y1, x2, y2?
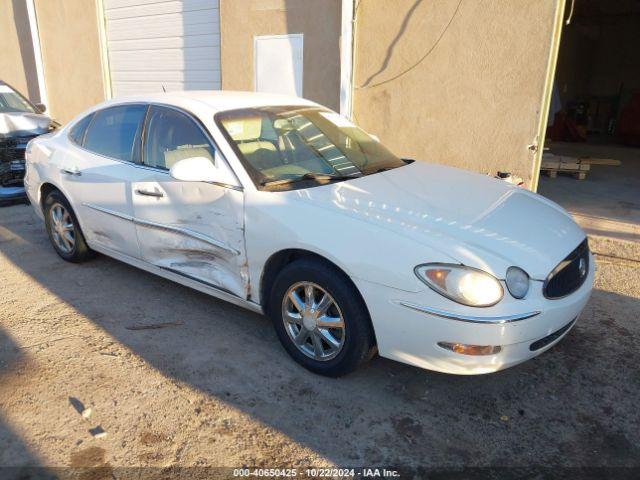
(0, 203, 639, 469)
(0, 326, 58, 478)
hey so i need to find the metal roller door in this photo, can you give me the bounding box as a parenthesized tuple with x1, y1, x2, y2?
(102, 0, 221, 96)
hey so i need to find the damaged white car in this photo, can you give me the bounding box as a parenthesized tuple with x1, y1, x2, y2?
(0, 80, 53, 201)
(25, 92, 594, 376)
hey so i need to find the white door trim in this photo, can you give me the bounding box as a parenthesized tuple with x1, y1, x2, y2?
(95, 0, 113, 100)
(340, 0, 355, 118)
(25, 0, 47, 106)
(530, 0, 567, 191)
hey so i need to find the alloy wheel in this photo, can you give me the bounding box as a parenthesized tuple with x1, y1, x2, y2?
(281, 281, 346, 361)
(49, 203, 75, 254)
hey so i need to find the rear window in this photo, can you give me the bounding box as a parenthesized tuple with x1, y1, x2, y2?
(83, 105, 147, 162)
(68, 113, 94, 146)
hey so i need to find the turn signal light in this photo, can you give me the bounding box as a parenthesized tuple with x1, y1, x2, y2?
(438, 342, 502, 356)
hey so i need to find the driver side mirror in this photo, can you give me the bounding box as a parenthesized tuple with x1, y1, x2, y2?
(169, 156, 239, 188)
(34, 103, 47, 113)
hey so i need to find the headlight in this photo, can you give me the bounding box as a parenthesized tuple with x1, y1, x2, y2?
(505, 266, 529, 299)
(414, 264, 504, 307)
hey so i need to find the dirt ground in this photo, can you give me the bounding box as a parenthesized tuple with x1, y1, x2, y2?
(0, 203, 639, 476)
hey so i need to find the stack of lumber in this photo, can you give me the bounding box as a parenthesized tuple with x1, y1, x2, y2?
(541, 153, 621, 180)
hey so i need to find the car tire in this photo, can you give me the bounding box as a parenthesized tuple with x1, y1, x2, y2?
(269, 258, 376, 377)
(43, 190, 93, 263)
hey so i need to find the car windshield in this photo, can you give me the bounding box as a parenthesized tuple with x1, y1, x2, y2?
(216, 106, 406, 189)
(0, 84, 36, 114)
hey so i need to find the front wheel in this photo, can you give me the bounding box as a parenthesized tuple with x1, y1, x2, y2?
(269, 259, 376, 377)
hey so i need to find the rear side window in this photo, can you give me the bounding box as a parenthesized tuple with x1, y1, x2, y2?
(83, 105, 147, 162)
(142, 106, 215, 170)
(68, 113, 94, 146)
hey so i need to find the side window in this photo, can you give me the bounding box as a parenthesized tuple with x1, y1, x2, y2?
(83, 105, 147, 162)
(143, 106, 215, 170)
(68, 113, 94, 146)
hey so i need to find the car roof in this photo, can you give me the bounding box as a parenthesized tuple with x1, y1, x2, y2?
(103, 90, 320, 113)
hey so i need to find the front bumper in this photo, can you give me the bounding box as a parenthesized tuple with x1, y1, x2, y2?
(0, 184, 26, 200)
(1, 137, 29, 200)
(0, 159, 26, 201)
(354, 254, 594, 374)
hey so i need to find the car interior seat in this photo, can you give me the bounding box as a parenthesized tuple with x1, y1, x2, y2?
(228, 117, 282, 170)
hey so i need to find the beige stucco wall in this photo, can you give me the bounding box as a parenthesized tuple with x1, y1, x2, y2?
(34, 0, 105, 124)
(220, 0, 341, 111)
(353, 0, 561, 188)
(0, 0, 40, 102)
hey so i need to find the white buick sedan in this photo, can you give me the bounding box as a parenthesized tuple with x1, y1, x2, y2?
(25, 92, 593, 376)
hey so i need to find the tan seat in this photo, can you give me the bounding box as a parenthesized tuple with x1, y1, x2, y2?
(223, 116, 283, 170)
(238, 141, 281, 170)
(163, 146, 213, 169)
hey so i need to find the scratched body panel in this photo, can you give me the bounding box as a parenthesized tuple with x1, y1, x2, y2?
(132, 171, 248, 298)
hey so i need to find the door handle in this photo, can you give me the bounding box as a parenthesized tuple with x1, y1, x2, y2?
(135, 189, 164, 198)
(61, 167, 81, 176)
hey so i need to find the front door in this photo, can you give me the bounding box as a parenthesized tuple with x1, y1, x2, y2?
(131, 105, 248, 298)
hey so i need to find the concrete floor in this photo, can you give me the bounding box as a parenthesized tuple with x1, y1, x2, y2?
(0, 204, 639, 476)
(538, 141, 640, 243)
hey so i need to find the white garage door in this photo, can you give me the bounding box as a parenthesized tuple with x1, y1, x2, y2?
(103, 0, 221, 97)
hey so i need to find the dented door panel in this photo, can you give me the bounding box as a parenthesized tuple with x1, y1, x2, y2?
(132, 171, 248, 299)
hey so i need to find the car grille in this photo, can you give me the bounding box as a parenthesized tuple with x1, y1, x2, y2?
(543, 239, 590, 299)
(529, 318, 576, 351)
(0, 134, 37, 187)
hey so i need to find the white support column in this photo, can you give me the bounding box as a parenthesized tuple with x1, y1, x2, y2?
(25, 0, 47, 106)
(529, 0, 567, 192)
(340, 0, 355, 119)
(95, 0, 113, 100)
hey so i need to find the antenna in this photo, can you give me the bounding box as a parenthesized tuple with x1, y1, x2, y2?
(161, 85, 166, 92)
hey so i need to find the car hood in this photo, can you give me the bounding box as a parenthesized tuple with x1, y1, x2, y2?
(287, 161, 586, 280)
(0, 112, 50, 139)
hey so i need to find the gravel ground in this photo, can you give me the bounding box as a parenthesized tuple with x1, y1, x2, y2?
(0, 203, 639, 476)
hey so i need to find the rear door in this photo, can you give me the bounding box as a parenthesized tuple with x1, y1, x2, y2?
(61, 104, 147, 258)
(131, 105, 248, 298)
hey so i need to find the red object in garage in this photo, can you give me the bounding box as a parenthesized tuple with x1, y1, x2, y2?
(617, 93, 640, 147)
(548, 111, 587, 142)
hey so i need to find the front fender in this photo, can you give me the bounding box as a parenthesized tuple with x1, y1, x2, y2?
(244, 192, 458, 302)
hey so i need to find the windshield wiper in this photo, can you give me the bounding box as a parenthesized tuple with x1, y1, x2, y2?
(364, 161, 412, 175)
(260, 172, 354, 187)
(361, 166, 397, 175)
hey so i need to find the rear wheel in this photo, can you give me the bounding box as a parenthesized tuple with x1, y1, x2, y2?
(269, 259, 376, 377)
(43, 190, 93, 263)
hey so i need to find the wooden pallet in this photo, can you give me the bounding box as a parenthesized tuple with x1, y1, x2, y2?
(543, 168, 588, 180)
(541, 154, 592, 180)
